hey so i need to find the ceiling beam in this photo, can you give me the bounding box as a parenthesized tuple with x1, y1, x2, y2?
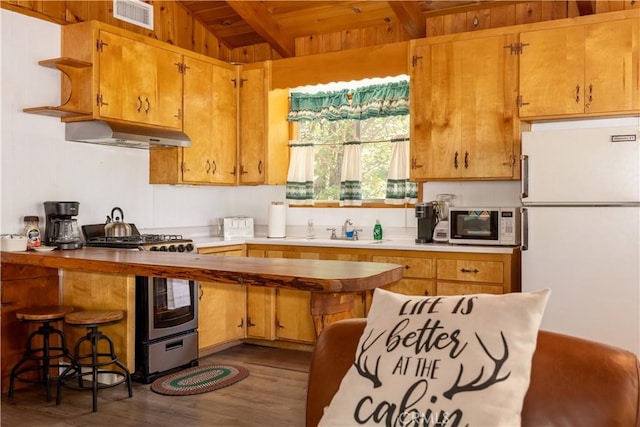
(388, 1, 426, 39)
(226, 0, 296, 57)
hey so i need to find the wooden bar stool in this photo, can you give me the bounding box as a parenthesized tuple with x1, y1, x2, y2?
(8, 305, 75, 402)
(56, 310, 132, 412)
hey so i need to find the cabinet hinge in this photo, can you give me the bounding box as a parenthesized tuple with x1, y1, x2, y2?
(96, 39, 109, 52)
(516, 95, 530, 108)
(411, 55, 423, 67)
(174, 62, 190, 74)
(504, 42, 529, 55)
(96, 94, 108, 107)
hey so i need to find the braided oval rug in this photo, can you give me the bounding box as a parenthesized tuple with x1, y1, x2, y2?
(150, 364, 249, 396)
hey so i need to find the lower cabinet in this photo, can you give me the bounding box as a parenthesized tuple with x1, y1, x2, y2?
(61, 270, 136, 370)
(246, 245, 521, 340)
(200, 244, 520, 347)
(1, 265, 60, 393)
(246, 247, 317, 344)
(197, 245, 246, 352)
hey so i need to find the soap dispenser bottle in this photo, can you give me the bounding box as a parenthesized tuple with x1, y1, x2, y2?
(373, 220, 383, 240)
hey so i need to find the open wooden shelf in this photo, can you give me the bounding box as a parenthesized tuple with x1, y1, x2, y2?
(38, 57, 92, 69)
(23, 57, 93, 119)
(22, 106, 92, 118)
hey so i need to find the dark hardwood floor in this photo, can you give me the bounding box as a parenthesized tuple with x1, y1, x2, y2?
(1, 344, 312, 427)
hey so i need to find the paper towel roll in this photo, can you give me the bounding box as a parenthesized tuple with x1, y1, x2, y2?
(268, 202, 286, 238)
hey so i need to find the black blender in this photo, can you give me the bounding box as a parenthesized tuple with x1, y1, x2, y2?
(43, 201, 83, 249)
(415, 201, 438, 244)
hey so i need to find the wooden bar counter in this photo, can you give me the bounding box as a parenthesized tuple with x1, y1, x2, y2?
(1, 249, 403, 330)
(1, 248, 403, 392)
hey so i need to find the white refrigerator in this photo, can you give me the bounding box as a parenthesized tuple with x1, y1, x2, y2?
(521, 120, 640, 355)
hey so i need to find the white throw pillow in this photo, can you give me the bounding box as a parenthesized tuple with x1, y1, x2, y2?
(319, 288, 550, 427)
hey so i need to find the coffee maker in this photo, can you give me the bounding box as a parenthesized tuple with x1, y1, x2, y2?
(415, 201, 439, 244)
(44, 201, 83, 249)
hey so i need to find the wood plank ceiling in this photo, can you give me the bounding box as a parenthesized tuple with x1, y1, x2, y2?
(178, 0, 595, 58)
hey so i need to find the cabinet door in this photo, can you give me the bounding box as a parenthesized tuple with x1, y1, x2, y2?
(519, 27, 585, 117)
(198, 248, 246, 349)
(98, 31, 182, 129)
(411, 42, 461, 180)
(182, 56, 237, 184)
(246, 286, 275, 340)
(239, 67, 266, 184)
(275, 289, 317, 343)
(584, 19, 639, 114)
(198, 282, 245, 349)
(411, 35, 518, 180)
(459, 35, 518, 179)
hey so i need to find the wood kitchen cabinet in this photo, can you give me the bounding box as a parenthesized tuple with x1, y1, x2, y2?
(436, 252, 520, 296)
(410, 33, 520, 181)
(29, 21, 184, 129)
(246, 244, 520, 326)
(0, 265, 59, 393)
(150, 55, 238, 185)
(246, 247, 316, 343)
(519, 17, 639, 119)
(238, 62, 290, 185)
(95, 31, 183, 129)
(197, 245, 246, 353)
(60, 270, 136, 371)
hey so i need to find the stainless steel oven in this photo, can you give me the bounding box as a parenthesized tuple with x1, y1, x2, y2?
(134, 276, 199, 383)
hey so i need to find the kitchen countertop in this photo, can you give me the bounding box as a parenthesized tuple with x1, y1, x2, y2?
(192, 235, 520, 254)
(0, 247, 403, 294)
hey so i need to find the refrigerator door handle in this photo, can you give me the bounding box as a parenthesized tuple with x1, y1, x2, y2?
(521, 207, 528, 251)
(521, 154, 529, 199)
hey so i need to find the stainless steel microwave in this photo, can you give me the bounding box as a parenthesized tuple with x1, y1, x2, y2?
(448, 207, 521, 246)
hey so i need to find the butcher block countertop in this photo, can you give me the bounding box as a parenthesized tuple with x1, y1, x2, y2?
(0, 248, 404, 293)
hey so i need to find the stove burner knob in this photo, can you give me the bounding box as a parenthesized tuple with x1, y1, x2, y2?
(159, 246, 168, 252)
(177, 244, 186, 252)
(150, 246, 159, 251)
(185, 243, 195, 252)
(168, 245, 177, 252)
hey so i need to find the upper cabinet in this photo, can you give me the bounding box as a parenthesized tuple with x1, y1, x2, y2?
(518, 17, 639, 119)
(410, 33, 520, 181)
(96, 31, 183, 129)
(150, 55, 238, 185)
(239, 63, 290, 186)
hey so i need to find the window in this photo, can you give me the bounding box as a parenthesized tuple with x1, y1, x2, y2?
(286, 76, 416, 207)
(298, 116, 409, 201)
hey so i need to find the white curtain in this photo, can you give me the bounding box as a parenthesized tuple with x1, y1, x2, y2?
(286, 142, 315, 205)
(339, 141, 362, 206)
(385, 137, 418, 205)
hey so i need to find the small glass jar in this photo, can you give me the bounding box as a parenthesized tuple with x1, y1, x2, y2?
(23, 216, 41, 249)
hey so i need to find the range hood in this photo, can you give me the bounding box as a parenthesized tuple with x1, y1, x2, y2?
(65, 120, 191, 149)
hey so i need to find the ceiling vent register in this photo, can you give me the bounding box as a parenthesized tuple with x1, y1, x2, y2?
(113, 0, 154, 30)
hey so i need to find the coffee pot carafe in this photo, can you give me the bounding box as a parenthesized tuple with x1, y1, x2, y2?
(415, 201, 439, 244)
(44, 201, 83, 249)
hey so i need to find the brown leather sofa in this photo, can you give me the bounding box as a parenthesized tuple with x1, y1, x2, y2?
(307, 318, 640, 427)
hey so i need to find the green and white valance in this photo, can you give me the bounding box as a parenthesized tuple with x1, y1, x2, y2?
(288, 80, 409, 122)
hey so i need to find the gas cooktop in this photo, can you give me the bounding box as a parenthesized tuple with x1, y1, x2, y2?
(81, 224, 195, 252)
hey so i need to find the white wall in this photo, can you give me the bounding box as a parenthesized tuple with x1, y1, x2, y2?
(0, 9, 520, 237)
